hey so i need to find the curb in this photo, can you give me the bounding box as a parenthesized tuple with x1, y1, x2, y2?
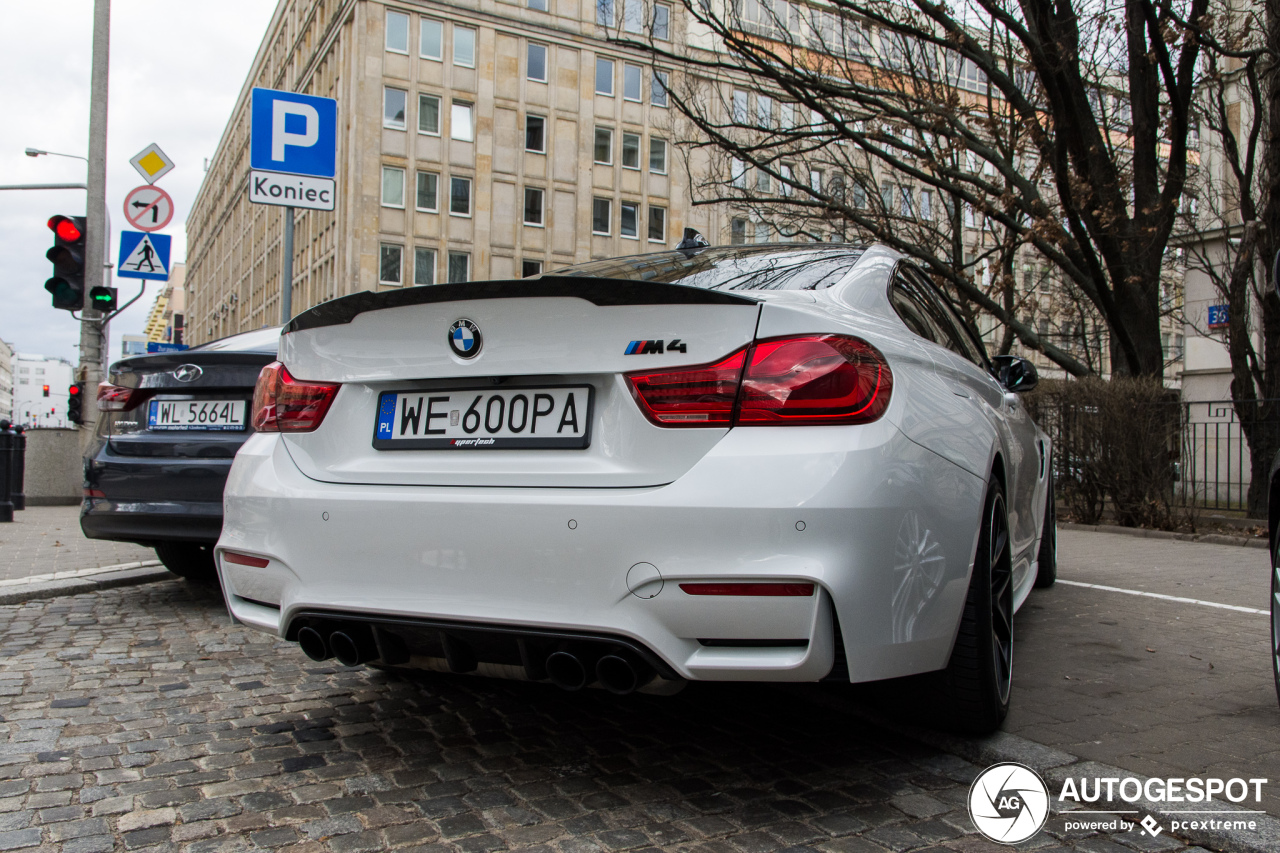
(0, 561, 173, 605)
(1061, 520, 1269, 549)
(787, 687, 1279, 853)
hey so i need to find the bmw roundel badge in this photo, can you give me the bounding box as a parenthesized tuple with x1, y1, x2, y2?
(448, 318, 483, 359)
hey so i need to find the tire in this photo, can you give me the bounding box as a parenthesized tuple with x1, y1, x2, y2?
(1034, 471, 1057, 589)
(935, 480, 1014, 733)
(1272, 539, 1280, 708)
(154, 541, 218, 584)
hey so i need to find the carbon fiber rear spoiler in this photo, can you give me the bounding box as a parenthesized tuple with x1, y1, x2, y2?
(284, 276, 760, 334)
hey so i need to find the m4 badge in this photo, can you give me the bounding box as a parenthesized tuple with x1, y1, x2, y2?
(625, 339, 687, 355)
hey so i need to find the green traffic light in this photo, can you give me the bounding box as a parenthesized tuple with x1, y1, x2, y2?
(89, 285, 117, 312)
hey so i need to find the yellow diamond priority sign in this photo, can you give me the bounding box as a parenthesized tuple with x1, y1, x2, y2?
(129, 143, 175, 184)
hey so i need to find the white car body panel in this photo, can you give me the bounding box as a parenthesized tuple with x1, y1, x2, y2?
(218, 243, 1051, 687)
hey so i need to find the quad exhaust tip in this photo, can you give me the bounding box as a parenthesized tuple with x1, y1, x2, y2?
(297, 626, 329, 661)
(329, 628, 377, 667)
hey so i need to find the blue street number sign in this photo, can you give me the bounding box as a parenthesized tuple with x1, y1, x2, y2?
(1207, 304, 1229, 329)
(117, 231, 172, 282)
(250, 88, 337, 178)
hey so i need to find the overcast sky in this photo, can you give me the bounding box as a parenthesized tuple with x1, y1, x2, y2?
(0, 1, 277, 368)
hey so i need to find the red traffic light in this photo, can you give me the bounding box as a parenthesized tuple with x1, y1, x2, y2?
(48, 215, 83, 242)
(42, 385, 50, 397)
(68, 384, 81, 396)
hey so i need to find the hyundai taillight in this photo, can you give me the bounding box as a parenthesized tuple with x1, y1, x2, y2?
(251, 361, 340, 432)
(97, 382, 147, 411)
(626, 334, 891, 427)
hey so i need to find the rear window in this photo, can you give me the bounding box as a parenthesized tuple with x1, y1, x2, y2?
(552, 245, 866, 291)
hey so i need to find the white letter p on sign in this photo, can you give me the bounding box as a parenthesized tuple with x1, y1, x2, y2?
(272, 101, 320, 162)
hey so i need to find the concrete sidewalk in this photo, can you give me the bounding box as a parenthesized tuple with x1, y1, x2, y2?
(0, 504, 156, 582)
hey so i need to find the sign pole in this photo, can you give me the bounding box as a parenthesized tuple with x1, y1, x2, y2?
(79, 0, 110, 452)
(282, 206, 294, 323)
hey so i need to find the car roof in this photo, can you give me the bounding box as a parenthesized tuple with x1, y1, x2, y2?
(187, 326, 282, 354)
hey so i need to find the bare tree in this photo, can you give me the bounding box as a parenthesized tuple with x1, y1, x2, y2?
(618, 0, 1211, 378)
(1176, 0, 1278, 515)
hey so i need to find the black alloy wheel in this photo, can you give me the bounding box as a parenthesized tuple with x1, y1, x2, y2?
(932, 481, 1014, 733)
(1272, 540, 1280, 707)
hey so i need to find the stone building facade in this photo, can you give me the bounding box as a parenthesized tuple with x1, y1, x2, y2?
(185, 0, 712, 344)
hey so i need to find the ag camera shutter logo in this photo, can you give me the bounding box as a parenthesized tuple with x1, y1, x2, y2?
(968, 763, 1050, 844)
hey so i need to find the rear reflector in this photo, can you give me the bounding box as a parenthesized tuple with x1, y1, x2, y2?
(222, 551, 270, 569)
(679, 582, 815, 596)
(626, 334, 891, 428)
(97, 382, 148, 411)
(82, 488, 105, 498)
(251, 361, 340, 432)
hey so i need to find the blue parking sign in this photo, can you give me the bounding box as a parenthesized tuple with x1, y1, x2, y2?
(250, 88, 337, 178)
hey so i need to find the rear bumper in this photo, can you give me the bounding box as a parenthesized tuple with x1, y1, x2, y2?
(217, 427, 985, 684)
(80, 498, 223, 545)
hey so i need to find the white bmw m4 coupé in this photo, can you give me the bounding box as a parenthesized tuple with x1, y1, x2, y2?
(218, 241, 1055, 732)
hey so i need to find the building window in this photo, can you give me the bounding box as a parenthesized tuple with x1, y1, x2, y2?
(756, 94, 773, 128)
(649, 138, 667, 173)
(420, 18, 443, 59)
(524, 187, 545, 226)
(649, 70, 668, 108)
(781, 102, 796, 129)
(755, 168, 770, 193)
(522, 259, 543, 277)
(624, 0, 644, 33)
(900, 186, 913, 217)
(454, 26, 476, 67)
(592, 198, 611, 234)
(623, 64, 642, 102)
(386, 10, 409, 53)
(528, 0, 548, 10)
(528, 43, 548, 82)
(810, 169, 823, 193)
(620, 202, 639, 238)
(731, 218, 746, 244)
(383, 87, 407, 129)
(780, 163, 793, 196)
(448, 252, 470, 283)
(451, 101, 473, 142)
(621, 133, 640, 169)
(450, 176, 472, 216)
(653, 4, 671, 40)
(381, 165, 405, 208)
(880, 182, 894, 211)
(597, 0, 615, 26)
(731, 158, 746, 189)
(380, 244, 403, 284)
(648, 205, 666, 242)
(754, 221, 770, 243)
(416, 172, 438, 211)
(414, 248, 436, 285)
(525, 115, 546, 152)
(594, 127, 613, 164)
(732, 89, 748, 123)
(595, 58, 614, 95)
(419, 94, 440, 135)
(920, 189, 933, 219)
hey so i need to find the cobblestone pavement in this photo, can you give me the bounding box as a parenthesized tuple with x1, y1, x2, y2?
(0, 581, 1207, 853)
(0, 506, 156, 583)
(1007, 530, 1280, 816)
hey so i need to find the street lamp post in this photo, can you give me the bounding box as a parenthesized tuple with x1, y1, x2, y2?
(24, 148, 88, 162)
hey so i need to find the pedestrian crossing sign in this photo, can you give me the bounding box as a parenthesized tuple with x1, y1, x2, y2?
(117, 230, 172, 281)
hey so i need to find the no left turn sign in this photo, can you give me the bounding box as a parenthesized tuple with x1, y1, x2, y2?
(123, 185, 174, 232)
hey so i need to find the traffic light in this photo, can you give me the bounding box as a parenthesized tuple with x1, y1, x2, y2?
(44, 215, 87, 311)
(89, 286, 118, 312)
(68, 382, 84, 425)
(42, 385, 49, 398)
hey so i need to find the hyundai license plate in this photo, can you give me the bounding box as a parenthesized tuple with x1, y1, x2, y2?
(373, 386, 592, 449)
(148, 399, 246, 431)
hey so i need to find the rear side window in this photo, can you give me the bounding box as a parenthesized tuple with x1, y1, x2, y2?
(895, 267, 987, 366)
(890, 281, 947, 344)
(552, 246, 866, 291)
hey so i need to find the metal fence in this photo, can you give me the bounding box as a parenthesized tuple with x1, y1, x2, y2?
(1030, 396, 1280, 515)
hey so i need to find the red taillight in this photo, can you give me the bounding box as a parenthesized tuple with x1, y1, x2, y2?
(625, 348, 746, 426)
(97, 382, 147, 411)
(251, 361, 340, 432)
(626, 334, 891, 427)
(738, 335, 891, 424)
(679, 582, 815, 596)
(223, 551, 269, 568)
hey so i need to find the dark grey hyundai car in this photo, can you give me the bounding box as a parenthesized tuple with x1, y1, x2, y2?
(81, 326, 280, 581)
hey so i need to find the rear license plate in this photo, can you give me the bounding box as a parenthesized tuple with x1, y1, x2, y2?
(373, 385, 593, 449)
(148, 399, 247, 431)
